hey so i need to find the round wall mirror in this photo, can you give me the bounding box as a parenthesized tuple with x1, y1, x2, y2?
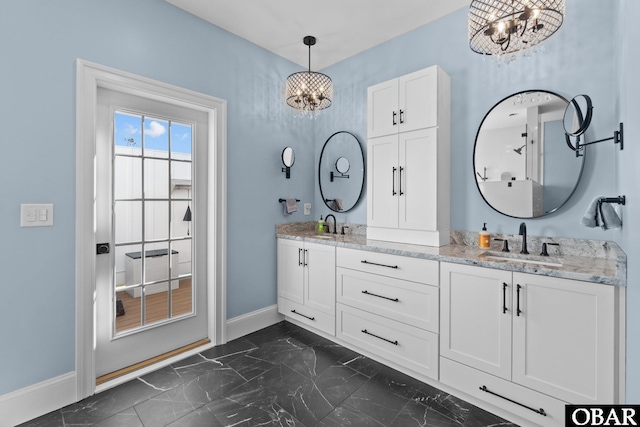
(563, 94, 593, 137)
(282, 146, 295, 167)
(319, 131, 364, 212)
(473, 90, 585, 218)
(335, 157, 350, 174)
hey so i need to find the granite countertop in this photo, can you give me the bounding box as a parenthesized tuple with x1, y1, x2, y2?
(276, 223, 626, 287)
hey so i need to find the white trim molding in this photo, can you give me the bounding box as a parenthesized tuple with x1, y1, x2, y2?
(226, 305, 284, 342)
(75, 59, 227, 400)
(0, 373, 76, 427)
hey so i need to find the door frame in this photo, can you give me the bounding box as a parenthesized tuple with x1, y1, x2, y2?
(75, 59, 227, 400)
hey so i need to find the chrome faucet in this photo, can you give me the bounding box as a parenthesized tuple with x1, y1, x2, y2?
(519, 222, 528, 254)
(324, 214, 337, 234)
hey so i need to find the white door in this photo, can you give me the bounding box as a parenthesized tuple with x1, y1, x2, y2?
(367, 78, 398, 138)
(440, 262, 513, 380)
(512, 273, 616, 403)
(367, 135, 399, 228)
(277, 239, 304, 304)
(398, 128, 438, 231)
(95, 88, 209, 377)
(304, 242, 336, 315)
(398, 67, 438, 133)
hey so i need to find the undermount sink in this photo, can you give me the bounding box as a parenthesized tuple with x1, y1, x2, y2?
(479, 250, 563, 267)
(311, 234, 336, 240)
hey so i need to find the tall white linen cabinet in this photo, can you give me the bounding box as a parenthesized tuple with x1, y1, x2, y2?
(366, 65, 450, 246)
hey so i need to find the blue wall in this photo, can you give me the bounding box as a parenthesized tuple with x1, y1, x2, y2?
(0, 0, 315, 395)
(1, 0, 637, 404)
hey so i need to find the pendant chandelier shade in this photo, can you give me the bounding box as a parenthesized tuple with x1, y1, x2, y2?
(469, 0, 565, 58)
(286, 36, 332, 114)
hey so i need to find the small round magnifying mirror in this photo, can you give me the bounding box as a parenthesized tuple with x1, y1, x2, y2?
(335, 157, 350, 174)
(282, 146, 295, 167)
(563, 94, 593, 137)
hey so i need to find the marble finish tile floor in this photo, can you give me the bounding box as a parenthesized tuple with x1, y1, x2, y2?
(20, 321, 518, 427)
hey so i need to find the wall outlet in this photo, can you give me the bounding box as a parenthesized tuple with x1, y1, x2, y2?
(304, 203, 311, 215)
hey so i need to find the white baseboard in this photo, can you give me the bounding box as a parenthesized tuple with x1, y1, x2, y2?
(226, 304, 284, 342)
(0, 372, 76, 427)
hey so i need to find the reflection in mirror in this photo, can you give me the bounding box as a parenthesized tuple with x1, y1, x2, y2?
(319, 131, 364, 212)
(474, 90, 584, 218)
(281, 146, 295, 179)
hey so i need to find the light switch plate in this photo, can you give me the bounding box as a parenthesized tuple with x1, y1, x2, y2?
(21, 204, 54, 227)
(304, 203, 311, 215)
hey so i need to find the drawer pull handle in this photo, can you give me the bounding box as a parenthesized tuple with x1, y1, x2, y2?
(362, 290, 399, 302)
(479, 385, 546, 417)
(361, 260, 399, 269)
(291, 309, 315, 321)
(516, 284, 522, 316)
(361, 329, 398, 346)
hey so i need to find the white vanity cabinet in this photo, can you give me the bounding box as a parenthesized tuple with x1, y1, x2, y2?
(440, 262, 619, 426)
(366, 65, 450, 246)
(367, 66, 442, 138)
(277, 239, 336, 335)
(335, 247, 440, 379)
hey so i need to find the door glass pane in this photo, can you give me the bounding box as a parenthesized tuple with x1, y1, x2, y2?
(114, 156, 142, 200)
(115, 112, 142, 156)
(115, 201, 142, 244)
(116, 244, 142, 287)
(145, 201, 169, 241)
(116, 288, 142, 333)
(144, 158, 169, 199)
(144, 117, 169, 158)
(113, 112, 194, 336)
(172, 277, 192, 318)
(144, 282, 170, 325)
(171, 122, 193, 158)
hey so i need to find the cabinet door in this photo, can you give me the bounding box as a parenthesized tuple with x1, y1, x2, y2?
(398, 67, 438, 133)
(512, 273, 616, 404)
(367, 135, 399, 228)
(304, 242, 336, 315)
(367, 78, 399, 138)
(398, 128, 438, 231)
(440, 262, 512, 380)
(277, 239, 304, 304)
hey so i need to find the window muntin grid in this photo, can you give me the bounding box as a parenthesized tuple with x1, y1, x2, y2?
(112, 110, 194, 336)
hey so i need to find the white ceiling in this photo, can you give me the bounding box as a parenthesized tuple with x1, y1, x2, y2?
(165, 0, 470, 70)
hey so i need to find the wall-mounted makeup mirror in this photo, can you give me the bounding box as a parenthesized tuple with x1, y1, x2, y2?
(474, 90, 584, 218)
(319, 131, 364, 212)
(563, 94, 624, 157)
(281, 146, 295, 179)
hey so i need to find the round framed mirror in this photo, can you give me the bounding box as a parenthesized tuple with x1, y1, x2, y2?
(473, 90, 585, 218)
(335, 157, 350, 174)
(319, 131, 364, 212)
(282, 146, 295, 167)
(563, 94, 593, 137)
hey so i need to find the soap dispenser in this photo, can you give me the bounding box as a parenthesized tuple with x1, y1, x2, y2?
(317, 216, 325, 232)
(479, 223, 491, 248)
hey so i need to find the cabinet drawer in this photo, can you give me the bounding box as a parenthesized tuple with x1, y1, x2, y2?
(337, 247, 438, 285)
(440, 357, 567, 427)
(337, 268, 438, 332)
(336, 303, 438, 379)
(278, 297, 335, 336)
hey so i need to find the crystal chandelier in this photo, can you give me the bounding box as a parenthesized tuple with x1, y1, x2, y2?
(286, 36, 332, 117)
(469, 0, 565, 61)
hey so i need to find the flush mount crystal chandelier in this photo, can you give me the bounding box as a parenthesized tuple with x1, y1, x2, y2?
(286, 36, 332, 116)
(469, 0, 565, 60)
